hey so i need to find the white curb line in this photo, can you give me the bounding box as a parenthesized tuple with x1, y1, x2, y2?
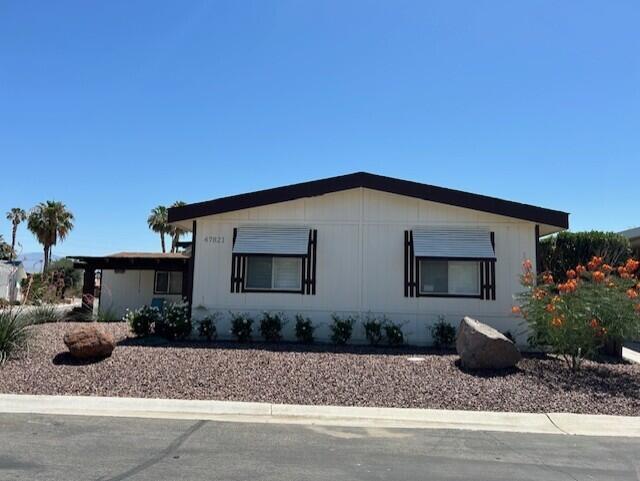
(0, 394, 638, 437)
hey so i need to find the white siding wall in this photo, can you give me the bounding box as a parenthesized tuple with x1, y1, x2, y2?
(190, 188, 535, 345)
(100, 269, 181, 318)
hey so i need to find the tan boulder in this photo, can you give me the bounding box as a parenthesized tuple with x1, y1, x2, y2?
(63, 324, 115, 359)
(456, 316, 521, 370)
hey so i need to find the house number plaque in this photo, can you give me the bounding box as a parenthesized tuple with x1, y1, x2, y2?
(203, 236, 225, 244)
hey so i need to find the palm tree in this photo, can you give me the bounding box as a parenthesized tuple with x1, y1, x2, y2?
(27, 201, 75, 272)
(147, 205, 169, 253)
(6, 207, 27, 260)
(169, 201, 187, 253)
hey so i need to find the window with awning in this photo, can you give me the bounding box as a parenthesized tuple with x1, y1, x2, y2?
(404, 227, 496, 299)
(230, 226, 317, 294)
(412, 227, 496, 260)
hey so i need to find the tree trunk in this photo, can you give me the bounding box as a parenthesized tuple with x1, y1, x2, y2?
(10, 225, 17, 260)
(160, 233, 166, 253)
(43, 245, 49, 272)
(171, 233, 179, 253)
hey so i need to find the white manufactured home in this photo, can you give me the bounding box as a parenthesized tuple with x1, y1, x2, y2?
(73, 172, 568, 345)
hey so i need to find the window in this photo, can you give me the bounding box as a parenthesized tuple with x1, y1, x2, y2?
(245, 256, 302, 291)
(154, 271, 183, 294)
(419, 260, 480, 296)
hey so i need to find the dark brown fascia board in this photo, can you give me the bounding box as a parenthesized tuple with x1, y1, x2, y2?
(168, 172, 569, 229)
(68, 256, 188, 271)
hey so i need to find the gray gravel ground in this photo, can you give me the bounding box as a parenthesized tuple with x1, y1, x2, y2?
(1, 322, 639, 415)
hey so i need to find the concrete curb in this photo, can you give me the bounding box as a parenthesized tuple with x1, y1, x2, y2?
(0, 394, 638, 437)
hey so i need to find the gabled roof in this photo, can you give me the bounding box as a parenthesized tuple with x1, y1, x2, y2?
(168, 172, 569, 229)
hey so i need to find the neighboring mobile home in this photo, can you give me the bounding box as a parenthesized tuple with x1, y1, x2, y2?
(0, 260, 27, 304)
(73, 172, 569, 344)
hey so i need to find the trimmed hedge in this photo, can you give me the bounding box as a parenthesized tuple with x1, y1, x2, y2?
(540, 231, 631, 281)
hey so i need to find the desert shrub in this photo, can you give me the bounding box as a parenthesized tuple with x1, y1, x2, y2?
(383, 321, 405, 347)
(362, 314, 384, 346)
(230, 312, 253, 342)
(156, 300, 192, 340)
(46, 259, 82, 298)
(295, 314, 315, 344)
(540, 231, 631, 281)
(260, 312, 286, 342)
(198, 314, 219, 341)
(27, 304, 64, 324)
(329, 314, 356, 345)
(94, 305, 120, 323)
(124, 305, 161, 337)
(431, 317, 456, 349)
(514, 257, 640, 371)
(0, 309, 30, 364)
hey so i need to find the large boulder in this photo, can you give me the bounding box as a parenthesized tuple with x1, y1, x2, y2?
(63, 324, 115, 359)
(456, 317, 521, 370)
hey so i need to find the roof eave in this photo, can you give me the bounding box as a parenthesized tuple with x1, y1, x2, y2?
(168, 172, 569, 230)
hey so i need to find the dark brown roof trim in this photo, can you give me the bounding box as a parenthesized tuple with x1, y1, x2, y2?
(168, 172, 569, 228)
(68, 255, 188, 271)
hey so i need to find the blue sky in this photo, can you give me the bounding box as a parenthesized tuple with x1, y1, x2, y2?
(1, 1, 638, 257)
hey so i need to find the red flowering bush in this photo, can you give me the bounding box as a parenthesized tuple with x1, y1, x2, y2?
(514, 256, 640, 371)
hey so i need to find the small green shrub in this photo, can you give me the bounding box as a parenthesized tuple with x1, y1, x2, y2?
(431, 317, 456, 349)
(0, 309, 30, 364)
(362, 314, 384, 346)
(260, 312, 286, 342)
(383, 321, 405, 347)
(124, 305, 161, 337)
(329, 314, 356, 345)
(27, 304, 64, 324)
(295, 314, 315, 343)
(230, 312, 253, 342)
(156, 300, 192, 340)
(95, 305, 120, 323)
(198, 314, 218, 341)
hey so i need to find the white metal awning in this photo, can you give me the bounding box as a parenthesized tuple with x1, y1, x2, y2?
(412, 227, 495, 260)
(232, 225, 310, 255)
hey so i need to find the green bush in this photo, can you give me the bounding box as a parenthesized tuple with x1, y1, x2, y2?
(329, 314, 356, 345)
(0, 309, 30, 364)
(540, 231, 631, 281)
(362, 314, 384, 346)
(515, 257, 640, 371)
(259, 312, 286, 342)
(94, 305, 120, 322)
(295, 314, 315, 344)
(431, 317, 456, 348)
(27, 304, 64, 324)
(198, 314, 218, 341)
(156, 300, 192, 340)
(383, 321, 405, 347)
(124, 305, 161, 337)
(230, 312, 253, 342)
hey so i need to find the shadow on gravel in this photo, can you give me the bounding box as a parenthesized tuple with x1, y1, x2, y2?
(52, 352, 110, 366)
(453, 359, 522, 377)
(521, 356, 640, 399)
(117, 336, 454, 357)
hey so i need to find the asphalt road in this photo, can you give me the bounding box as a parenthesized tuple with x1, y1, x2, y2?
(0, 414, 638, 481)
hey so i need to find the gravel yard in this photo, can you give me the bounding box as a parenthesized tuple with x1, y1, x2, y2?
(1, 322, 639, 415)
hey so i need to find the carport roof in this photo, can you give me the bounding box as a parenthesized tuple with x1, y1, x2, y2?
(68, 252, 189, 270)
